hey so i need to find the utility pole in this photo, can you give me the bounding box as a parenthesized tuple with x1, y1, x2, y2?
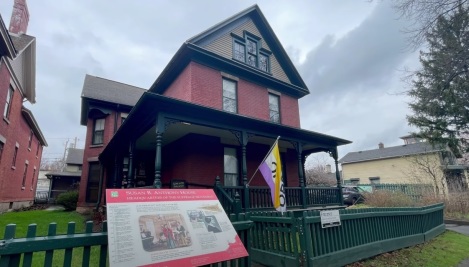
(61, 139, 69, 171)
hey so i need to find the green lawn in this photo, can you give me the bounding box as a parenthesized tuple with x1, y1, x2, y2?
(0, 210, 107, 266)
(347, 230, 469, 267)
(0, 210, 87, 238)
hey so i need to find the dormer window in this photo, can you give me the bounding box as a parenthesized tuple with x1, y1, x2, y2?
(232, 31, 270, 73)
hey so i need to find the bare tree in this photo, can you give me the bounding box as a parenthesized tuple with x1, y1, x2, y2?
(305, 153, 336, 186)
(403, 152, 448, 198)
(40, 158, 65, 171)
(392, 0, 469, 49)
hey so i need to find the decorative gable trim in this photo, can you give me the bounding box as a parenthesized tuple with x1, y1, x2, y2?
(186, 5, 308, 93)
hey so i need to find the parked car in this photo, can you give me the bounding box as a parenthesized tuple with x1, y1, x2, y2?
(342, 186, 365, 205)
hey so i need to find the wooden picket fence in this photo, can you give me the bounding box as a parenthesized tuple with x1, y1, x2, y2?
(0, 214, 253, 267)
(0, 203, 445, 267)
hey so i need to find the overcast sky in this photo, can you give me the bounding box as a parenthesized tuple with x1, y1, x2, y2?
(0, 0, 420, 166)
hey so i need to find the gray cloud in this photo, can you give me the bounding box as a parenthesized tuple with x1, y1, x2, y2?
(0, 1, 420, 164)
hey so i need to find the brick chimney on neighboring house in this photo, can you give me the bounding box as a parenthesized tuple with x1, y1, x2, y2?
(378, 142, 384, 149)
(325, 164, 332, 174)
(9, 0, 29, 34)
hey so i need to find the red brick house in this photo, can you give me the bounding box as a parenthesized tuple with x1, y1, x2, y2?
(0, 0, 47, 212)
(77, 5, 350, 213)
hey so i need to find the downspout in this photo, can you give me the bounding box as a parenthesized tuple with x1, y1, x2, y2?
(114, 104, 120, 134)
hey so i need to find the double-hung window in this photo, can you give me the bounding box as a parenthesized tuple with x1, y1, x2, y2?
(269, 93, 280, 123)
(4, 86, 13, 119)
(224, 147, 238, 186)
(232, 32, 270, 73)
(28, 130, 33, 150)
(12, 145, 18, 168)
(92, 118, 105, 145)
(22, 162, 28, 188)
(222, 79, 237, 113)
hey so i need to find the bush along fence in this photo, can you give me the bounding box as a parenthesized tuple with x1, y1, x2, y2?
(249, 203, 445, 267)
(357, 183, 434, 201)
(0, 214, 253, 267)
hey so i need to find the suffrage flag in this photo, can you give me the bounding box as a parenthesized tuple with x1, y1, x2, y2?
(259, 140, 286, 212)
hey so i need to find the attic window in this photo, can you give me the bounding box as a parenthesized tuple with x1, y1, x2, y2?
(232, 31, 270, 73)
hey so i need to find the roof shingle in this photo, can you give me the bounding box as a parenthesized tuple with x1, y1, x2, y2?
(339, 142, 443, 164)
(81, 74, 146, 107)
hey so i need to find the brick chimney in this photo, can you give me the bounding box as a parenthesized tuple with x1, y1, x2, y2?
(378, 142, 384, 149)
(325, 164, 332, 173)
(9, 0, 29, 34)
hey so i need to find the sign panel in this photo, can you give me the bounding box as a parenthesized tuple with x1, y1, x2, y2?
(106, 189, 248, 267)
(320, 209, 341, 228)
(170, 180, 187, 189)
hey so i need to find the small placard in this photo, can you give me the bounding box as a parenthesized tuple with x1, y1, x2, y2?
(320, 210, 341, 228)
(171, 179, 187, 189)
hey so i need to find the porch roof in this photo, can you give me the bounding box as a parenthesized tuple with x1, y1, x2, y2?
(99, 92, 351, 161)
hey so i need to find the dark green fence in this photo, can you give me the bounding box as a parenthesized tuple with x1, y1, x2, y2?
(356, 183, 434, 201)
(0, 216, 253, 267)
(249, 203, 445, 267)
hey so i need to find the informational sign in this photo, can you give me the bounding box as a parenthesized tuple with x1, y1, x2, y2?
(106, 189, 248, 267)
(320, 210, 341, 228)
(170, 180, 187, 189)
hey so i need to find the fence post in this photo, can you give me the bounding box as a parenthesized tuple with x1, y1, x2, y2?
(297, 212, 312, 267)
(234, 192, 242, 217)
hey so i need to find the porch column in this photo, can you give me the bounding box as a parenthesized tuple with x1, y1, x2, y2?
(330, 147, 344, 205)
(126, 140, 135, 188)
(295, 142, 307, 208)
(154, 132, 163, 188)
(241, 131, 249, 212)
(112, 153, 122, 188)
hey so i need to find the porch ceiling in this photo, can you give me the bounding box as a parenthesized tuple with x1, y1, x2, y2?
(136, 123, 299, 151)
(99, 92, 351, 161)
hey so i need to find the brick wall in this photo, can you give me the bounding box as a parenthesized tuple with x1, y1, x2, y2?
(162, 61, 301, 127)
(163, 63, 192, 101)
(0, 61, 42, 208)
(77, 110, 120, 207)
(190, 63, 222, 109)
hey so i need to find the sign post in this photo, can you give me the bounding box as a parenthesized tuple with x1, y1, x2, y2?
(106, 189, 248, 267)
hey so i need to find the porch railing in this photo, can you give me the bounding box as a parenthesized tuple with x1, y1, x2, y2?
(214, 177, 343, 213)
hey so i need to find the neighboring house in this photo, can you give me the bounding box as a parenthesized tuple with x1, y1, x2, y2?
(45, 148, 84, 202)
(77, 5, 351, 213)
(339, 135, 469, 193)
(0, 0, 47, 212)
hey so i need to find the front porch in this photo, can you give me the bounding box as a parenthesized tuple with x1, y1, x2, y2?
(97, 92, 351, 212)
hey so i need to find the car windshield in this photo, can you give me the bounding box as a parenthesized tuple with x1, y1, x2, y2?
(343, 187, 358, 193)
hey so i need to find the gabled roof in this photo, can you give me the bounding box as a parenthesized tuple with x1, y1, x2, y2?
(186, 5, 308, 93)
(66, 148, 84, 165)
(81, 75, 146, 106)
(8, 33, 36, 103)
(45, 171, 81, 178)
(21, 106, 47, 146)
(0, 14, 16, 58)
(339, 142, 443, 164)
(149, 5, 309, 98)
(80, 75, 146, 125)
(10, 33, 34, 53)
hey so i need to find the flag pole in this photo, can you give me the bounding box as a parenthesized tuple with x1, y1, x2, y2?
(247, 136, 281, 186)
